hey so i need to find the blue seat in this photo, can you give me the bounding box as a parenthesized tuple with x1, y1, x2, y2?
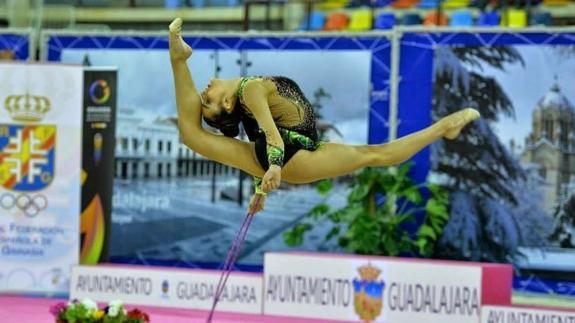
(401, 13, 423, 25)
(189, 0, 206, 7)
(449, 10, 473, 26)
(164, 0, 181, 8)
(530, 12, 552, 26)
(134, 0, 165, 6)
(476, 11, 500, 26)
(373, 0, 394, 6)
(299, 11, 326, 31)
(374, 13, 396, 29)
(209, 0, 239, 6)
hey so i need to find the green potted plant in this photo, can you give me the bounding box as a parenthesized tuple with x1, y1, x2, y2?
(283, 163, 449, 257)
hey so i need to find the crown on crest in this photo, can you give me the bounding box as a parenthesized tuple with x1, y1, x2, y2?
(358, 263, 381, 281)
(4, 94, 51, 122)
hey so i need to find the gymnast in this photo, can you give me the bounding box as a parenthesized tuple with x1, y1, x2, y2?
(168, 18, 480, 212)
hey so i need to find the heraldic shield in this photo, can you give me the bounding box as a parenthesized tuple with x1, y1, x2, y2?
(0, 124, 56, 191)
(353, 263, 385, 322)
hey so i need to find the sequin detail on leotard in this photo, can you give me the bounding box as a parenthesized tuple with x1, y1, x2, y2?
(236, 76, 323, 197)
(237, 76, 320, 148)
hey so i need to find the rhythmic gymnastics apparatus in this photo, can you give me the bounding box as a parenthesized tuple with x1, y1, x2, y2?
(169, 18, 480, 210)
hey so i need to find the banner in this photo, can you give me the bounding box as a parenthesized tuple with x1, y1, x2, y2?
(263, 252, 502, 323)
(429, 40, 575, 266)
(0, 62, 83, 293)
(395, 30, 575, 298)
(80, 68, 117, 264)
(70, 265, 263, 314)
(481, 305, 575, 323)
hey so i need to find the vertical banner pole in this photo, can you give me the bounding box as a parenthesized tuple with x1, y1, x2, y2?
(389, 29, 401, 141)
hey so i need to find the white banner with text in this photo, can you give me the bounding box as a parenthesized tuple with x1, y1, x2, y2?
(481, 305, 575, 323)
(264, 252, 487, 322)
(0, 62, 83, 294)
(70, 265, 263, 314)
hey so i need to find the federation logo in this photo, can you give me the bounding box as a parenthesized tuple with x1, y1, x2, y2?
(0, 193, 48, 217)
(89, 79, 111, 105)
(1, 94, 55, 192)
(353, 263, 385, 322)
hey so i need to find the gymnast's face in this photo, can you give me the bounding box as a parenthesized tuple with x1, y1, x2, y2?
(200, 78, 228, 121)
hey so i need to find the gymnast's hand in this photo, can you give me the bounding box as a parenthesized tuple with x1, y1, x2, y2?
(262, 165, 281, 193)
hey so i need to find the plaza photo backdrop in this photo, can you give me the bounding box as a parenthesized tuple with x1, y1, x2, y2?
(44, 31, 392, 269)
(0, 28, 33, 60)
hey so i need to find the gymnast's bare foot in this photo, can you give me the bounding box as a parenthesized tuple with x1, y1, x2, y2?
(441, 108, 481, 140)
(169, 18, 192, 61)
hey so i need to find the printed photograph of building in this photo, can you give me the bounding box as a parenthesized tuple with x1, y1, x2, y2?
(59, 48, 371, 266)
(521, 80, 575, 212)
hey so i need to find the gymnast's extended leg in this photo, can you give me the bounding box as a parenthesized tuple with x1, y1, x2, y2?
(281, 108, 479, 184)
(169, 18, 265, 178)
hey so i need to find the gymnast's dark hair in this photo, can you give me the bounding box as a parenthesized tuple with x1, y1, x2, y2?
(203, 103, 242, 138)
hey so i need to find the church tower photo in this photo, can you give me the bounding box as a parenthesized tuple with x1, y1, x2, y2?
(522, 79, 575, 211)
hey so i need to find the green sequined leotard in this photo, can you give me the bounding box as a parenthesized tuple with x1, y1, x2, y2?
(236, 76, 321, 170)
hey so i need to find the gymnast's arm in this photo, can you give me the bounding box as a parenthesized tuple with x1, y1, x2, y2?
(242, 81, 284, 192)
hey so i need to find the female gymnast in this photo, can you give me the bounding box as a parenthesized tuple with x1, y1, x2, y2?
(168, 18, 480, 212)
